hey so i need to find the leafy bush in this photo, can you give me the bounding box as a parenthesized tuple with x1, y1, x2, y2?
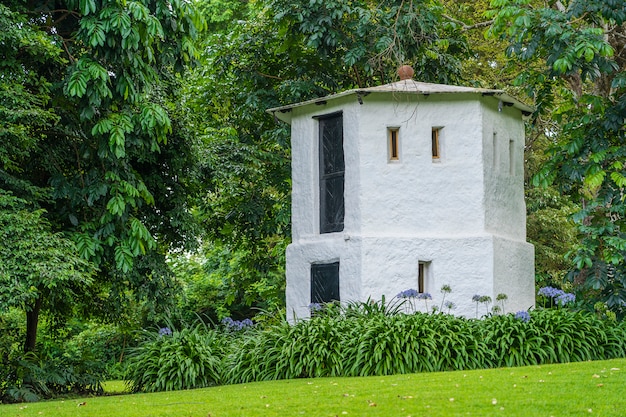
(0, 311, 108, 403)
(224, 322, 293, 383)
(1, 351, 104, 403)
(125, 323, 226, 392)
(62, 323, 129, 380)
(222, 301, 626, 384)
(87, 301, 626, 394)
(483, 309, 626, 367)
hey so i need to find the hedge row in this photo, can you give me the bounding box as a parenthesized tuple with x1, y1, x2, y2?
(125, 306, 626, 392)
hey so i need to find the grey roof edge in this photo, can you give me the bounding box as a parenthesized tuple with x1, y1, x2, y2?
(267, 80, 534, 118)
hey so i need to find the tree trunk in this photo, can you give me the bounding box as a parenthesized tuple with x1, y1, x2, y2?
(24, 295, 42, 353)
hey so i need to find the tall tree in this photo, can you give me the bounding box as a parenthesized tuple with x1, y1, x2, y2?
(1, 0, 205, 327)
(488, 0, 626, 316)
(0, 192, 94, 352)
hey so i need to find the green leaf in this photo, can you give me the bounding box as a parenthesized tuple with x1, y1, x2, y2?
(610, 172, 626, 188)
(66, 70, 87, 97)
(106, 194, 126, 216)
(79, 0, 97, 15)
(584, 169, 606, 190)
(114, 242, 134, 273)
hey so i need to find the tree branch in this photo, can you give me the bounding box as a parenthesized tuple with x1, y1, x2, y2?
(255, 71, 283, 81)
(442, 14, 494, 31)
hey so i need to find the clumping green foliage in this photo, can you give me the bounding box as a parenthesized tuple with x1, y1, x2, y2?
(225, 305, 626, 385)
(122, 301, 626, 394)
(1, 351, 104, 403)
(125, 323, 225, 392)
(482, 310, 625, 367)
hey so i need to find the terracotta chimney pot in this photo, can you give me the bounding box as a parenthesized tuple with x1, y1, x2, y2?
(398, 65, 414, 80)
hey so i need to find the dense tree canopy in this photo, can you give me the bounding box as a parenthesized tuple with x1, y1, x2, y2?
(489, 0, 626, 315)
(1, 0, 205, 345)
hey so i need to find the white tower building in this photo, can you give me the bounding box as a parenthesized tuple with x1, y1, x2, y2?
(269, 68, 535, 321)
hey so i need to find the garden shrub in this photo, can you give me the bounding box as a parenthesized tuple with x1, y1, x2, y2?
(224, 322, 292, 384)
(124, 300, 626, 393)
(0, 311, 107, 403)
(482, 309, 626, 367)
(63, 323, 129, 380)
(125, 323, 226, 392)
(482, 312, 557, 367)
(2, 351, 104, 403)
(221, 302, 626, 385)
(224, 315, 354, 383)
(346, 313, 440, 376)
(280, 313, 350, 378)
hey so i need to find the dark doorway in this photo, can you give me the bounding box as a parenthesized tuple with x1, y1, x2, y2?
(311, 262, 340, 304)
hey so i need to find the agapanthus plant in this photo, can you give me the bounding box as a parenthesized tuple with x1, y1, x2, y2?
(222, 317, 255, 331)
(514, 310, 531, 323)
(538, 286, 576, 308)
(158, 327, 172, 337)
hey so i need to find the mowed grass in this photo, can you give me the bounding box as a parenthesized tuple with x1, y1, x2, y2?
(2, 358, 625, 417)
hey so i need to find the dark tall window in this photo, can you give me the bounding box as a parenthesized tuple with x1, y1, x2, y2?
(311, 262, 340, 304)
(318, 112, 345, 233)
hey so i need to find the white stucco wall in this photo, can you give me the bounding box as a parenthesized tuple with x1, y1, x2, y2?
(357, 94, 486, 236)
(482, 99, 528, 240)
(493, 236, 535, 313)
(284, 89, 535, 322)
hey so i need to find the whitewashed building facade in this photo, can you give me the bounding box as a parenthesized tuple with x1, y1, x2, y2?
(269, 71, 535, 321)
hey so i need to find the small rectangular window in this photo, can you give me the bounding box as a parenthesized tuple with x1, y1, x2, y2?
(418, 263, 425, 293)
(493, 132, 498, 168)
(418, 261, 430, 293)
(431, 128, 441, 160)
(509, 139, 515, 175)
(388, 127, 400, 161)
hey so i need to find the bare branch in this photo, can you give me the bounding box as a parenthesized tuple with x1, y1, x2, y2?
(255, 71, 283, 81)
(442, 14, 494, 31)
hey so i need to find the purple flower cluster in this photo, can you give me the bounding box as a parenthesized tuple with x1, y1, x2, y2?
(396, 289, 420, 299)
(308, 303, 323, 312)
(538, 286, 576, 306)
(556, 292, 576, 305)
(158, 327, 172, 337)
(444, 301, 456, 310)
(222, 317, 254, 331)
(418, 292, 433, 300)
(514, 311, 531, 322)
(472, 294, 482, 302)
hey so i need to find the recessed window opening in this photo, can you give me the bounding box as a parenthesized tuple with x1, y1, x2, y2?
(509, 139, 515, 175)
(493, 132, 498, 168)
(388, 127, 400, 161)
(311, 262, 340, 304)
(418, 261, 430, 293)
(431, 127, 442, 160)
(317, 112, 345, 234)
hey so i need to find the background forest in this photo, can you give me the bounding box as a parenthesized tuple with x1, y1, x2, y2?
(1, 0, 626, 402)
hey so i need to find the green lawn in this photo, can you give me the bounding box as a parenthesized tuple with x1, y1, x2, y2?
(2, 358, 625, 417)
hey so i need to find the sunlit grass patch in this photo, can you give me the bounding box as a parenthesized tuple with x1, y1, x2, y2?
(101, 381, 129, 395)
